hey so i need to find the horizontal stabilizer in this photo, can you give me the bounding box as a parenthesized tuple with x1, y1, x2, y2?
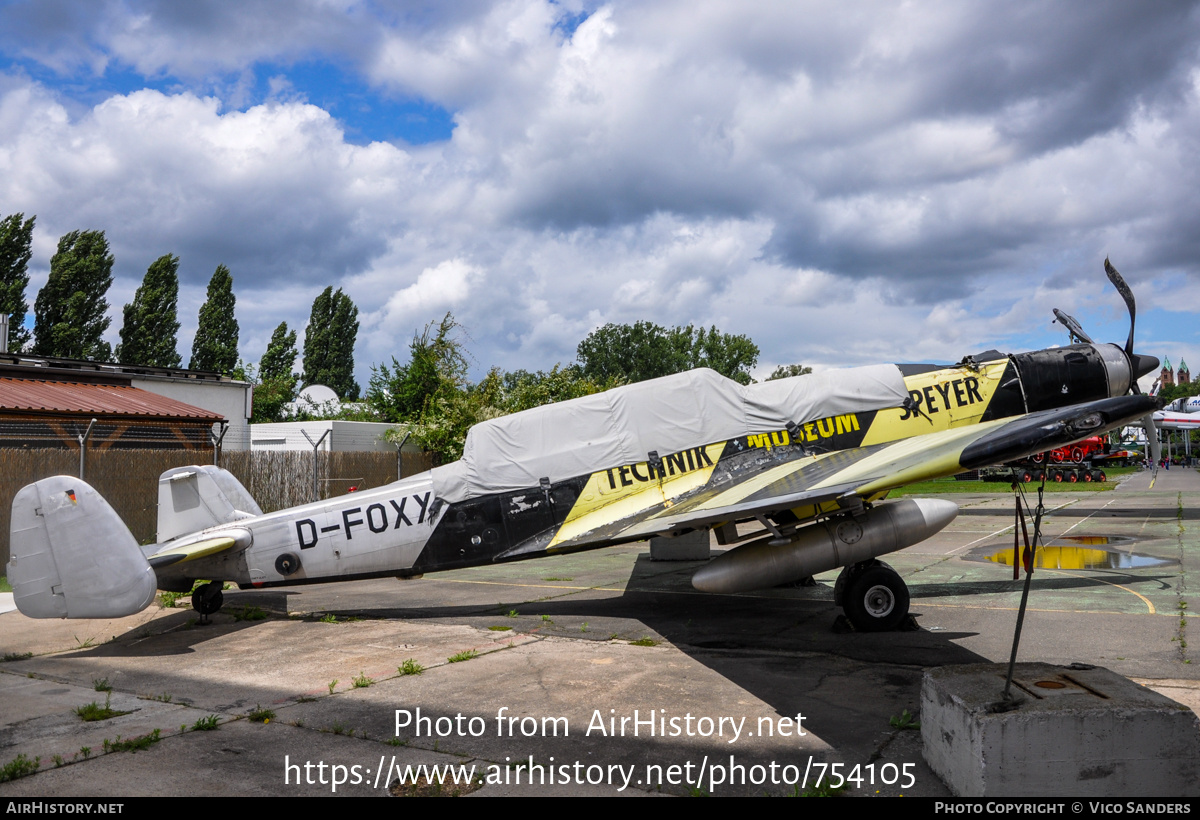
(7, 477, 156, 619)
(147, 535, 239, 569)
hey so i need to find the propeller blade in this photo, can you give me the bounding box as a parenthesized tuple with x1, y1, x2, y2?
(1104, 257, 1136, 359)
(1052, 308, 1094, 344)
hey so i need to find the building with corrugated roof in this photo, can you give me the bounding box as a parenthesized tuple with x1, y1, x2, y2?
(0, 353, 252, 451)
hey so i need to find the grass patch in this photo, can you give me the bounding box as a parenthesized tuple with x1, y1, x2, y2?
(0, 754, 39, 782)
(542, 577, 573, 582)
(74, 694, 131, 722)
(1, 652, 32, 662)
(629, 637, 658, 647)
(93, 677, 112, 692)
(0, 576, 12, 593)
(106, 729, 161, 753)
(447, 650, 478, 663)
(889, 709, 920, 730)
(796, 780, 847, 797)
(190, 715, 220, 731)
(398, 659, 424, 676)
(247, 705, 275, 723)
(892, 466, 1139, 497)
(505, 609, 519, 618)
(352, 672, 374, 688)
(390, 773, 483, 797)
(487, 625, 512, 631)
(232, 605, 268, 622)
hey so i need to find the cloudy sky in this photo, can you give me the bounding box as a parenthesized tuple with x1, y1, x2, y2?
(3, 0, 1200, 389)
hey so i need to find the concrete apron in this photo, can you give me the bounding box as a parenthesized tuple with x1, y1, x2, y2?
(0, 466, 1197, 797)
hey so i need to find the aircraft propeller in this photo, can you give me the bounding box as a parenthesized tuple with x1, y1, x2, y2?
(1103, 258, 1162, 475)
(1052, 259, 1162, 477)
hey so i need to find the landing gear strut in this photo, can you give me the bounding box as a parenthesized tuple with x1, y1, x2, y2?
(835, 560, 911, 632)
(191, 582, 224, 625)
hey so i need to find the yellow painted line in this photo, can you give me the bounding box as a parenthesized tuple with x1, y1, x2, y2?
(916, 601, 1160, 615)
(432, 578, 626, 592)
(1037, 568, 1156, 615)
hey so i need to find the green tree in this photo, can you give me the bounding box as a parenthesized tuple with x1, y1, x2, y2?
(189, 265, 239, 375)
(367, 313, 468, 422)
(0, 213, 35, 353)
(116, 254, 181, 368)
(766, 363, 813, 381)
(301, 287, 360, 400)
(499, 364, 617, 413)
(576, 321, 759, 385)
(260, 321, 298, 382)
(251, 322, 300, 422)
(33, 229, 115, 360)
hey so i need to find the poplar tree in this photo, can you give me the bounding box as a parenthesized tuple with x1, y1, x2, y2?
(250, 321, 300, 422)
(260, 321, 298, 382)
(116, 254, 182, 367)
(33, 229, 114, 360)
(301, 286, 360, 399)
(189, 264, 239, 375)
(0, 213, 35, 353)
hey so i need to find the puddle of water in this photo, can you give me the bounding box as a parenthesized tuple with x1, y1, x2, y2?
(977, 545, 1174, 570)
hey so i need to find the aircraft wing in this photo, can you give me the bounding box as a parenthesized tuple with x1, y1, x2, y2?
(549, 394, 1157, 549)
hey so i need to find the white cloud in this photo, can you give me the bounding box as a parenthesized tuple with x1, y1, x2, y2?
(2, 0, 1199, 387)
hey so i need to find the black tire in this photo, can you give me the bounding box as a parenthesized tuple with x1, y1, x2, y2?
(1067, 471, 1078, 483)
(843, 564, 910, 632)
(1096, 470, 1107, 483)
(1021, 470, 1033, 483)
(191, 582, 224, 616)
(1035, 470, 1046, 482)
(1081, 471, 1092, 482)
(1051, 470, 1063, 482)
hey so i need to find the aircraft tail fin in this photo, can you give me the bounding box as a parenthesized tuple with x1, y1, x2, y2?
(157, 465, 262, 543)
(7, 476, 157, 619)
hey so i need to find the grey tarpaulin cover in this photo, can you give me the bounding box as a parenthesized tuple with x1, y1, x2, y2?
(430, 365, 908, 503)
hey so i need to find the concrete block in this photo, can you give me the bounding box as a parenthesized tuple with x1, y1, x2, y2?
(649, 529, 710, 561)
(922, 662, 1200, 797)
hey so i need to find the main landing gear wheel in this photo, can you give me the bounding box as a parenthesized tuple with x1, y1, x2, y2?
(191, 582, 224, 625)
(836, 561, 911, 632)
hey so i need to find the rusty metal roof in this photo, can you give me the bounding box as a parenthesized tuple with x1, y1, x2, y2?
(0, 378, 224, 422)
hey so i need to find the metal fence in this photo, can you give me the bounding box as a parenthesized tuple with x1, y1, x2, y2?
(0, 446, 433, 567)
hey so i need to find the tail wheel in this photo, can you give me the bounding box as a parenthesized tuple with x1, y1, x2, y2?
(841, 563, 910, 632)
(1067, 471, 1078, 483)
(191, 582, 224, 616)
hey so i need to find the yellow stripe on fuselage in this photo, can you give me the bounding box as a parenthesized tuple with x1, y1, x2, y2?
(548, 443, 725, 548)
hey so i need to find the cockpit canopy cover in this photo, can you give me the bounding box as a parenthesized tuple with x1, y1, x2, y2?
(431, 365, 908, 503)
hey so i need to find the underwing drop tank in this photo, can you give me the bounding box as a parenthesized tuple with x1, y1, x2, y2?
(691, 498, 958, 595)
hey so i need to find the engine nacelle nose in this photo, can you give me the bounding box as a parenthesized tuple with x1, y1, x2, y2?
(1010, 343, 1147, 409)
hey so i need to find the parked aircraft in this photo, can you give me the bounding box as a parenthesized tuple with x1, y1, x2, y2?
(6, 261, 1161, 632)
(1164, 396, 1200, 414)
